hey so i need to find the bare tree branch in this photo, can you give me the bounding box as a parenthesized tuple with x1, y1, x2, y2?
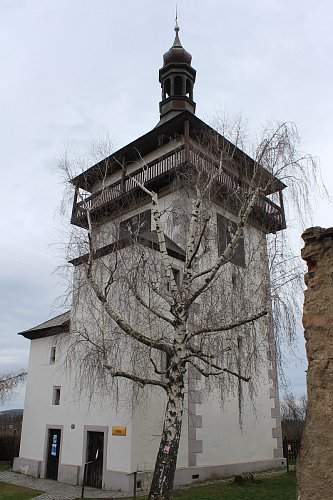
(0, 370, 27, 405)
(187, 359, 250, 382)
(150, 357, 168, 375)
(85, 210, 172, 355)
(126, 277, 176, 327)
(187, 309, 268, 341)
(185, 216, 209, 271)
(186, 186, 262, 307)
(115, 152, 178, 294)
(104, 365, 168, 390)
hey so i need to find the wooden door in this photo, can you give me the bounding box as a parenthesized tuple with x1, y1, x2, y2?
(86, 431, 104, 488)
(46, 429, 61, 480)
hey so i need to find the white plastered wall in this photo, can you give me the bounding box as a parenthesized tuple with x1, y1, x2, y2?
(20, 334, 133, 475)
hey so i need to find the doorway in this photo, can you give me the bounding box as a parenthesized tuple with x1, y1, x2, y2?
(46, 428, 61, 480)
(85, 431, 104, 488)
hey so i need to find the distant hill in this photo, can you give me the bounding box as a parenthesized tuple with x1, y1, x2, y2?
(0, 409, 23, 416)
(0, 409, 23, 427)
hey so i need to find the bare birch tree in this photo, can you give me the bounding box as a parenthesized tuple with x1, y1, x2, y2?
(60, 119, 321, 500)
(0, 370, 26, 406)
(281, 392, 307, 440)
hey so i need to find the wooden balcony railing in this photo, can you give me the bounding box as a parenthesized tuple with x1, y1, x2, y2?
(73, 148, 185, 223)
(188, 148, 284, 229)
(72, 145, 285, 232)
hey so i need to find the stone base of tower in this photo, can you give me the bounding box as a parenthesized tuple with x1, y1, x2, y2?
(14, 456, 285, 492)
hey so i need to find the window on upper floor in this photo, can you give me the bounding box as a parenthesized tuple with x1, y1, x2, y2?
(217, 213, 245, 268)
(50, 347, 56, 364)
(119, 210, 151, 239)
(52, 386, 61, 405)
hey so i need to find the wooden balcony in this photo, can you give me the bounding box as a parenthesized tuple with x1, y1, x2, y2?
(71, 145, 286, 233)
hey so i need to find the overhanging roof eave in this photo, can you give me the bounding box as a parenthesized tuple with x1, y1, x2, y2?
(70, 111, 286, 194)
(17, 311, 71, 340)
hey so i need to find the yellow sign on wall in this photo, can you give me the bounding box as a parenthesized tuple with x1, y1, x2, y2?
(112, 426, 127, 436)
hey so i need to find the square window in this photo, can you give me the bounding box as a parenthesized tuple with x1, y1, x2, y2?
(119, 210, 151, 239)
(52, 387, 61, 405)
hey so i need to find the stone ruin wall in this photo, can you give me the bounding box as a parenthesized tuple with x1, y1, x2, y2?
(297, 227, 333, 500)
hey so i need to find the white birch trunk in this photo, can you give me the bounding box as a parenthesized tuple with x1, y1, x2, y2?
(148, 375, 185, 500)
(148, 321, 187, 500)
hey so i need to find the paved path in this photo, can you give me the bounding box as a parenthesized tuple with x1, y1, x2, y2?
(0, 469, 132, 499)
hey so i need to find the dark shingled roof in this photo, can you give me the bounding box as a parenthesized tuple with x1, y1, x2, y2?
(18, 311, 70, 340)
(71, 110, 286, 194)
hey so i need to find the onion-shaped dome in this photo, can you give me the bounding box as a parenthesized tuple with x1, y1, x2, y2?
(158, 19, 196, 123)
(163, 21, 192, 66)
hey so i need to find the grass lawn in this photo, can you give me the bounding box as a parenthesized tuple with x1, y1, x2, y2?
(0, 482, 44, 500)
(0, 463, 11, 471)
(89, 471, 295, 500)
(171, 472, 296, 500)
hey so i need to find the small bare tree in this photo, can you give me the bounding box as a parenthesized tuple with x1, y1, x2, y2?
(0, 370, 26, 406)
(281, 392, 307, 441)
(60, 119, 321, 500)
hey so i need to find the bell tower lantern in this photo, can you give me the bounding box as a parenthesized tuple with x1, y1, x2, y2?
(158, 20, 196, 123)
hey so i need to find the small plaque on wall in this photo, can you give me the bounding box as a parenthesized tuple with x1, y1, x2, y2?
(112, 426, 127, 436)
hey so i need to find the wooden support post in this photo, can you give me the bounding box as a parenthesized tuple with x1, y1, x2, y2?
(71, 185, 79, 223)
(278, 189, 286, 228)
(121, 155, 126, 192)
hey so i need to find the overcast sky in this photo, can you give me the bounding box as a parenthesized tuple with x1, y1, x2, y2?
(1, 0, 332, 409)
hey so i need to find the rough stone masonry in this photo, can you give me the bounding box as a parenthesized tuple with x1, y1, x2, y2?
(297, 227, 333, 500)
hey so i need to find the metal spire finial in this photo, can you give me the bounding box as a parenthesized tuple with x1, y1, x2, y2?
(173, 6, 181, 47)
